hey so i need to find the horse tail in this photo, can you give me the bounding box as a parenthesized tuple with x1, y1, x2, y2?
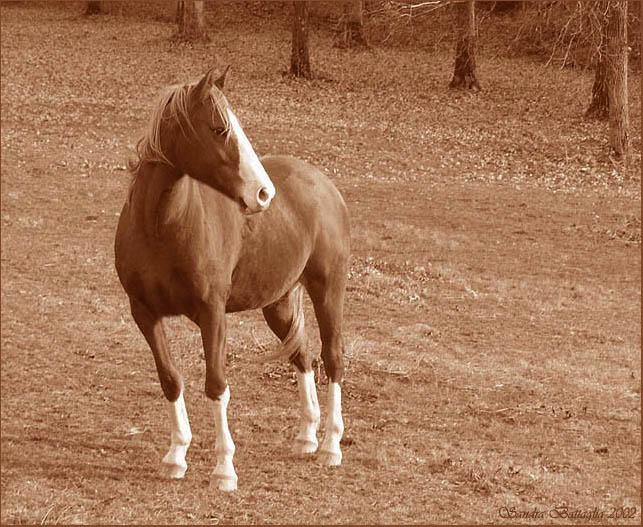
(252, 284, 306, 363)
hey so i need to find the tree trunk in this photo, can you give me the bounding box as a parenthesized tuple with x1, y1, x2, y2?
(176, 0, 185, 28)
(291, 1, 312, 78)
(84, 1, 101, 16)
(176, 0, 209, 42)
(449, 0, 481, 90)
(586, 0, 609, 120)
(586, 48, 609, 119)
(336, 0, 368, 49)
(605, 0, 629, 162)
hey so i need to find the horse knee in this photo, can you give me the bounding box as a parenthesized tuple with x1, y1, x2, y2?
(321, 340, 344, 383)
(159, 373, 183, 402)
(291, 350, 314, 373)
(205, 374, 227, 401)
(323, 358, 344, 383)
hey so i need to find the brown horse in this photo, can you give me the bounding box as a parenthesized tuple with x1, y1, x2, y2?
(114, 68, 350, 491)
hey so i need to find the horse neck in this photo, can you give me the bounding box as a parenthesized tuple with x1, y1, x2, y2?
(131, 162, 198, 234)
(130, 160, 177, 202)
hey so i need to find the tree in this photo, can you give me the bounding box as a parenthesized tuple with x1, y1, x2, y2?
(175, 1, 209, 42)
(586, 1, 630, 160)
(586, 0, 612, 120)
(449, 0, 481, 90)
(336, 0, 368, 49)
(176, 0, 185, 28)
(585, 38, 609, 119)
(291, 1, 312, 78)
(604, 0, 629, 161)
(84, 1, 102, 16)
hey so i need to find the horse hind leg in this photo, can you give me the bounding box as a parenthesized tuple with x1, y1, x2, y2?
(129, 298, 192, 479)
(262, 284, 320, 456)
(303, 265, 347, 467)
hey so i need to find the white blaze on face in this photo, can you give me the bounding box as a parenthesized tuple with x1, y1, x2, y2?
(226, 108, 275, 209)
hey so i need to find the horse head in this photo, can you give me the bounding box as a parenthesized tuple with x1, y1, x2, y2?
(169, 67, 276, 214)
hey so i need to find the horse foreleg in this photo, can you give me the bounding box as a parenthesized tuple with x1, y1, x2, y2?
(160, 390, 192, 478)
(129, 298, 191, 478)
(200, 307, 238, 491)
(210, 384, 237, 491)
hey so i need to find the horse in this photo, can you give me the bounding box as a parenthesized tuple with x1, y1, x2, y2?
(114, 67, 350, 491)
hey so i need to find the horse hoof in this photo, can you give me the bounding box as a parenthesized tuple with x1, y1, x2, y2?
(213, 475, 238, 492)
(293, 439, 318, 456)
(160, 461, 187, 479)
(318, 450, 342, 466)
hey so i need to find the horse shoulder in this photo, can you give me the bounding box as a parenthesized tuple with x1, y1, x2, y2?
(260, 154, 349, 232)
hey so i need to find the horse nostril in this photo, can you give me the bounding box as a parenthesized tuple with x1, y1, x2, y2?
(257, 187, 271, 206)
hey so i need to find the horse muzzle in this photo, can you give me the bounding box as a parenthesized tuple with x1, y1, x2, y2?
(241, 184, 275, 214)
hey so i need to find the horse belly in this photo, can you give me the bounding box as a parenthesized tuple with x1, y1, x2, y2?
(226, 250, 307, 312)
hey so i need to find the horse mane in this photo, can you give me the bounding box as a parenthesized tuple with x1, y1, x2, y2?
(128, 79, 232, 179)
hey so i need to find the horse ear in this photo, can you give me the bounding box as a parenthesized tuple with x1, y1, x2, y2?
(194, 67, 218, 102)
(194, 66, 230, 103)
(215, 65, 230, 90)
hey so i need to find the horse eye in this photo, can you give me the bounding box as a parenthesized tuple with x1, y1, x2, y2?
(210, 125, 227, 136)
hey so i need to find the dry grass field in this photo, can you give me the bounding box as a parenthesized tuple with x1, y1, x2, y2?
(1, 3, 641, 524)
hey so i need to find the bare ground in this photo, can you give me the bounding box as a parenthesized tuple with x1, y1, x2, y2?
(1, 4, 641, 525)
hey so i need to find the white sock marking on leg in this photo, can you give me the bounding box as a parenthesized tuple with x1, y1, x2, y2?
(211, 385, 237, 491)
(161, 390, 192, 477)
(320, 382, 344, 465)
(294, 370, 320, 453)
